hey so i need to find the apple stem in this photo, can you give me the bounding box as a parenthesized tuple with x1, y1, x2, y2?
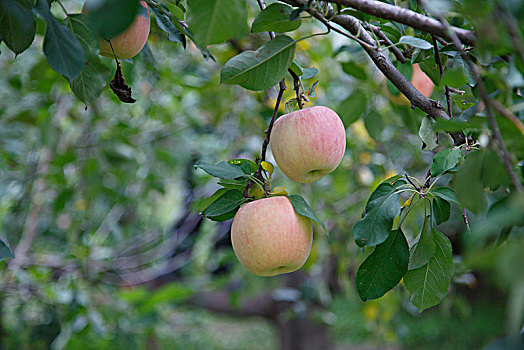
(288, 69, 304, 109)
(243, 79, 287, 199)
(107, 39, 119, 66)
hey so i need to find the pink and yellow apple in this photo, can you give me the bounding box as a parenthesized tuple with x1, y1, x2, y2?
(270, 106, 346, 183)
(231, 196, 312, 276)
(83, 1, 150, 59)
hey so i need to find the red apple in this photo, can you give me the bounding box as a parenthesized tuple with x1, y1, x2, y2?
(231, 196, 312, 276)
(83, 1, 150, 59)
(270, 106, 346, 183)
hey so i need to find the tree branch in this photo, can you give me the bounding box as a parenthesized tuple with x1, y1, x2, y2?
(430, 13, 523, 192)
(282, 0, 466, 145)
(362, 22, 406, 63)
(330, 0, 475, 46)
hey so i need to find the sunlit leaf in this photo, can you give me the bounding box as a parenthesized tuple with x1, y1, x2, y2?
(252, 2, 301, 33)
(220, 35, 296, 91)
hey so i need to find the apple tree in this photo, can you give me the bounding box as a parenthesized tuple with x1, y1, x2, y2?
(0, 0, 523, 348)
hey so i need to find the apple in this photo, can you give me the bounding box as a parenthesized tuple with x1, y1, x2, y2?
(83, 1, 150, 59)
(231, 196, 312, 276)
(270, 106, 346, 183)
(410, 63, 434, 98)
(389, 63, 434, 105)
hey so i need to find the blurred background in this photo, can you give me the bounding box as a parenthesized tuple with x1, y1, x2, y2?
(1, 0, 523, 349)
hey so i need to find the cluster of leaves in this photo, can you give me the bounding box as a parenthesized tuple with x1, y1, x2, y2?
(353, 140, 523, 311)
(0, 0, 208, 104)
(194, 159, 326, 231)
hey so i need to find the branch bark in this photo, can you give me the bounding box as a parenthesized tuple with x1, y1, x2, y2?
(330, 0, 475, 46)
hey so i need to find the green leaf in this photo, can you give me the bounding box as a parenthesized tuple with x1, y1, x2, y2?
(289, 61, 303, 76)
(471, 194, 524, 241)
(430, 147, 462, 177)
(302, 67, 318, 80)
(197, 188, 228, 213)
(217, 178, 249, 191)
(353, 181, 405, 247)
(409, 215, 435, 270)
(356, 229, 409, 301)
(34, 0, 85, 80)
(441, 66, 468, 87)
(187, 0, 247, 46)
(83, 0, 140, 40)
(220, 35, 296, 91)
(364, 111, 383, 140)
(433, 117, 485, 132)
(151, 4, 186, 46)
(419, 58, 441, 86)
(288, 194, 327, 232)
(228, 159, 258, 174)
(150, 4, 210, 59)
(433, 197, 451, 225)
(252, 2, 301, 33)
(454, 151, 487, 214)
(0, 0, 36, 54)
(66, 15, 111, 104)
(454, 55, 476, 86)
(453, 99, 476, 112)
(203, 189, 245, 220)
(432, 187, 460, 206)
(0, 239, 14, 260)
(418, 116, 438, 151)
(454, 150, 511, 214)
(338, 90, 368, 125)
(404, 229, 454, 311)
(399, 36, 433, 50)
(341, 61, 367, 80)
(194, 160, 247, 179)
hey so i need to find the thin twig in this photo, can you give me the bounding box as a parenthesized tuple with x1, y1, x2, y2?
(462, 208, 470, 232)
(405, 173, 420, 191)
(288, 69, 304, 108)
(431, 13, 523, 192)
(503, 10, 524, 64)
(319, 17, 377, 50)
(363, 22, 406, 63)
(432, 35, 453, 118)
(448, 87, 465, 95)
(243, 0, 289, 198)
(329, 0, 475, 46)
(489, 99, 524, 137)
